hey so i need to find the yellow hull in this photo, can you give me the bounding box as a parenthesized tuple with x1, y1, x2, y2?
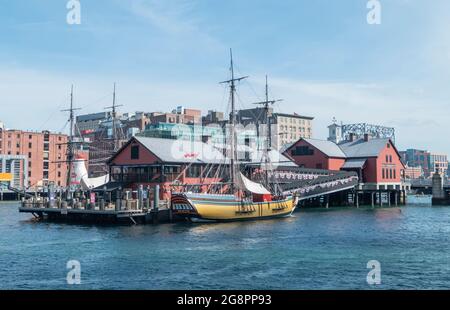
(172, 194, 296, 222)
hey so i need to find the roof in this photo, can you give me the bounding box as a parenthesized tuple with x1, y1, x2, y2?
(339, 138, 390, 158)
(274, 113, 314, 120)
(130, 136, 227, 164)
(342, 158, 367, 169)
(248, 149, 298, 167)
(303, 138, 347, 158)
(279, 142, 294, 154)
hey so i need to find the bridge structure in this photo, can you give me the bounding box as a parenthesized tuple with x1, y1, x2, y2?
(409, 177, 450, 205)
(266, 166, 407, 207)
(265, 166, 360, 207)
(410, 179, 450, 191)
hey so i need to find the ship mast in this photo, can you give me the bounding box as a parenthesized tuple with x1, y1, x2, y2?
(253, 76, 282, 189)
(104, 83, 123, 152)
(220, 49, 248, 193)
(61, 85, 81, 195)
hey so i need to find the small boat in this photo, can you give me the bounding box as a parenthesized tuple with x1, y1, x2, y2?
(171, 50, 297, 222)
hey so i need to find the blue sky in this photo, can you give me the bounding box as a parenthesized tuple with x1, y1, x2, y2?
(1, 0, 450, 155)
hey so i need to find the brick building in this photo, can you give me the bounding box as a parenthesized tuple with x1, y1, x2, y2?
(284, 135, 405, 189)
(0, 126, 68, 188)
(236, 108, 314, 149)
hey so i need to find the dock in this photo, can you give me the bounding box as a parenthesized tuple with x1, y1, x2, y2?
(18, 185, 177, 225)
(19, 203, 172, 225)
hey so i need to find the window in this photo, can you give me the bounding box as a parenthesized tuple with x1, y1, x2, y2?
(28, 152, 31, 158)
(386, 155, 389, 162)
(389, 169, 393, 179)
(28, 171, 31, 177)
(58, 171, 61, 178)
(291, 146, 314, 156)
(28, 162, 31, 168)
(382, 169, 385, 179)
(186, 165, 201, 178)
(43, 171, 49, 179)
(43, 162, 49, 170)
(131, 145, 139, 160)
(316, 163, 323, 169)
(394, 169, 396, 179)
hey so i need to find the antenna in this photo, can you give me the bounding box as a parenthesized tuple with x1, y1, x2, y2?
(61, 85, 82, 193)
(219, 49, 248, 192)
(104, 83, 124, 151)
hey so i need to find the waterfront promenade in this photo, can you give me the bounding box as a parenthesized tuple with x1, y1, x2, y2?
(2, 202, 450, 289)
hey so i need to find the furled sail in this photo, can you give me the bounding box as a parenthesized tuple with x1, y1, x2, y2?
(237, 172, 270, 194)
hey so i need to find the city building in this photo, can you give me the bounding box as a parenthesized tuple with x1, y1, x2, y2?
(236, 107, 314, 149)
(149, 106, 202, 125)
(403, 165, 424, 179)
(429, 153, 448, 176)
(76, 112, 112, 135)
(141, 122, 224, 143)
(0, 155, 28, 189)
(400, 149, 431, 177)
(202, 110, 225, 125)
(0, 126, 68, 188)
(284, 132, 405, 189)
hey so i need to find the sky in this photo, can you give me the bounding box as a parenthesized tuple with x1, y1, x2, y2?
(0, 0, 449, 155)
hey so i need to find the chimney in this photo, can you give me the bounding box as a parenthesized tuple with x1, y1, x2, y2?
(349, 133, 356, 142)
(364, 133, 371, 142)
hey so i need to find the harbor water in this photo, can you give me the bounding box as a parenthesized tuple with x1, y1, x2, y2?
(1, 202, 450, 289)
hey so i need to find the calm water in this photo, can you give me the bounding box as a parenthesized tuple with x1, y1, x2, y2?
(1, 202, 450, 289)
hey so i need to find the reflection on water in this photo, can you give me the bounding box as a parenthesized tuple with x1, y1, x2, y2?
(1, 203, 450, 289)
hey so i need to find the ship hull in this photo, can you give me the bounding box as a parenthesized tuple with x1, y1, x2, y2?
(171, 193, 296, 222)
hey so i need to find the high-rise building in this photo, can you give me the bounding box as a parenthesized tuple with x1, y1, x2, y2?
(401, 149, 431, 177)
(429, 153, 448, 176)
(0, 127, 68, 188)
(236, 108, 313, 150)
(0, 155, 28, 189)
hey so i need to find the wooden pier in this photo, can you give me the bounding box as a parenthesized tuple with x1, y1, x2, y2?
(18, 185, 177, 225)
(19, 202, 172, 225)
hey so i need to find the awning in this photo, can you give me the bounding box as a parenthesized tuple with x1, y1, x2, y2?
(342, 159, 367, 169)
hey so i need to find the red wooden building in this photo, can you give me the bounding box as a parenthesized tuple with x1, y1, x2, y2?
(284, 136, 405, 189)
(107, 136, 227, 200)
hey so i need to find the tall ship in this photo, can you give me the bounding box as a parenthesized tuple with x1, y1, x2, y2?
(171, 50, 297, 222)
